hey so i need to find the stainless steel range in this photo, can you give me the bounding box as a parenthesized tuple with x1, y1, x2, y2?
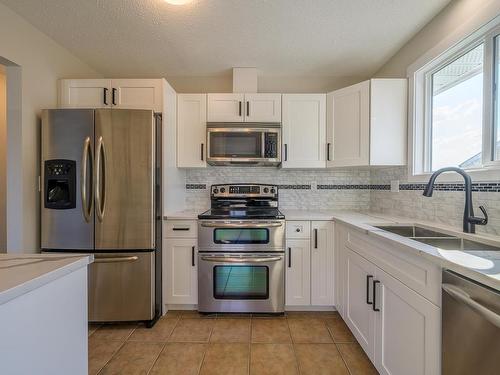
(197, 184, 285, 314)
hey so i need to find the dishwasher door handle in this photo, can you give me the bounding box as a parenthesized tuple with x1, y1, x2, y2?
(442, 283, 500, 328)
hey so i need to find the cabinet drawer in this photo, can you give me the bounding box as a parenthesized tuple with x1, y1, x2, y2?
(164, 220, 197, 238)
(345, 228, 441, 306)
(286, 221, 311, 239)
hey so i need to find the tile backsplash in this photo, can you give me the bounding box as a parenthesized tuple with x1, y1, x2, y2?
(185, 167, 371, 211)
(369, 167, 500, 236)
(184, 166, 500, 236)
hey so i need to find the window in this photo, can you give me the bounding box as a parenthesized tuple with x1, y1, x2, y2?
(494, 35, 500, 161)
(412, 20, 500, 177)
(430, 44, 484, 170)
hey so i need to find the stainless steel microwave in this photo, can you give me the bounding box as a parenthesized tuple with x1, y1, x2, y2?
(206, 123, 281, 166)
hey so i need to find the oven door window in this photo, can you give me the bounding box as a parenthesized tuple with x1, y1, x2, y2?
(214, 228, 269, 244)
(213, 265, 269, 299)
(209, 132, 262, 158)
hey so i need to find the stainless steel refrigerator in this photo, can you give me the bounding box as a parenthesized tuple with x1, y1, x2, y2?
(40, 108, 162, 326)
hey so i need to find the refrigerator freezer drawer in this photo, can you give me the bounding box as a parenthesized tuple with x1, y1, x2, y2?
(89, 251, 155, 322)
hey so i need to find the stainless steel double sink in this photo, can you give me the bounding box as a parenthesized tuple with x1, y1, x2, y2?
(373, 225, 500, 251)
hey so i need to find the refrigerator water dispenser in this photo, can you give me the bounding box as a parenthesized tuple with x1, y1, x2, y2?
(44, 159, 76, 209)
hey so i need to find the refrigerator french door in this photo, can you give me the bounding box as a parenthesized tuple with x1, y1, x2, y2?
(41, 108, 161, 324)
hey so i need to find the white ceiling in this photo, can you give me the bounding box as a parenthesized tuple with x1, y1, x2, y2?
(1, 0, 451, 78)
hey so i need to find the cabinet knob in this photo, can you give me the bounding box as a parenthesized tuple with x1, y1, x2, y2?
(295, 228, 301, 232)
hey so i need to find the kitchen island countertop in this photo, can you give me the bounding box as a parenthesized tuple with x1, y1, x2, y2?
(0, 254, 93, 305)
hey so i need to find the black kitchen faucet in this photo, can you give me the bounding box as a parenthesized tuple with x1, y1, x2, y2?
(423, 167, 488, 234)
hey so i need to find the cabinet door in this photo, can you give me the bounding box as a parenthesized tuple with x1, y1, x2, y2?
(163, 238, 198, 305)
(244, 93, 281, 122)
(111, 79, 163, 112)
(177, 94, 207, 168)
(335, 226, 346, 318)
(58, 79, 111, 108)
(285, 239, 311, 306)
(207, 93, 245, 122)
(344, 247, 376, 360)
(327, 81, 370, 167)
(374, 267, 440, 375)
(370, 79, 407, 166)
(282, 94, 326, 168)
(311, 221, 334, 306)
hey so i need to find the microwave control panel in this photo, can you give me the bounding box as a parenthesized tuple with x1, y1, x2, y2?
(264, 133, 278, 158)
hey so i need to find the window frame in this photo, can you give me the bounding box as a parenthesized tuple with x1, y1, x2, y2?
(408, 16, 500, 182)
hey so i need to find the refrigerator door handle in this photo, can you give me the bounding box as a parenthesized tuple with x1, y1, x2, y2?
(81, 137, 93, 222)
(95, 136, 106, 221)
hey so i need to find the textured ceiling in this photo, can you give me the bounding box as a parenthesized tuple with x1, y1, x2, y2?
(1, 0, 450, 78)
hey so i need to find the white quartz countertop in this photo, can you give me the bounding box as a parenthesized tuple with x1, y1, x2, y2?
(0, 254, 93, 305)
(299, 210, 500, 291)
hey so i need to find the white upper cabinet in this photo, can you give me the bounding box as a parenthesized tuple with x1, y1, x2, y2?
(327, 81, 370, 167)
(310, 221, 335, 306)
(207, 93, 281, 123)
(59, 79, 164, 112)
(327, 79, 407, 167)
(282, 94, 326, 169)
(177, 94, 207, 168)
(244, 93, 281, 122)
(58, 79, 112, 108)
(207, 93, 245, 122)
(111, 79, 163, 112)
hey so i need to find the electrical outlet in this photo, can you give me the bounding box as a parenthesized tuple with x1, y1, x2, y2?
(391, 180, 400, 193)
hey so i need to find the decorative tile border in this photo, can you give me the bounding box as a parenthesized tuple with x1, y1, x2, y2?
(278, 184, 311, 190)
(186, 182, 500, 192)
(186, 184, 207, 190)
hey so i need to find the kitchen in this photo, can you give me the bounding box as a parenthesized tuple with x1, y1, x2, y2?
(0, 0, 499, 374)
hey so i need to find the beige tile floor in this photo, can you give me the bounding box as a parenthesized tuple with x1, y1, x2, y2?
(88, 311, 378, 375)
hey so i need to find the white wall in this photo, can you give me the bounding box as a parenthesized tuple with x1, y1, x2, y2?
(0, 66, 6, 252)
(0, 2, 100, 253)
(375, 0, 500, 77)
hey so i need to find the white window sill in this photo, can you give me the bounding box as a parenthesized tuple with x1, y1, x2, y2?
(407, 166, 500, 183)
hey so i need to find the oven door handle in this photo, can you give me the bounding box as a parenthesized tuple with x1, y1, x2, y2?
(200, 222, 283, 228)
(200, 256, 283, 263)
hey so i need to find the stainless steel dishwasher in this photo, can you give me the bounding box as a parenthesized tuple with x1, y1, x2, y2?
(442, 270, 500, 375)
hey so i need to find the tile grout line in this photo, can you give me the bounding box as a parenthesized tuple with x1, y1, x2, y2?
(145, 316, 181, 375)
(248, 317, 252, 375)
(196, 314, 216, 375)
(286, 316, 303, 375)
(324, 319, 355, 374)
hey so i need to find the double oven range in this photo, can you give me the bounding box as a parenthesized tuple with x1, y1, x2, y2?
(198, 184, 285, 314)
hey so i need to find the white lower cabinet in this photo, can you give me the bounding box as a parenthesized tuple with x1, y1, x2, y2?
(344, 246, 376, 359)
(311, 221, 335, 306)
(285, 220, 334, 308)
(337, 224, 441, 375)
(285, 239, 311, 306)
(374, 267, 440, 375)
(163, 220, 198, 307)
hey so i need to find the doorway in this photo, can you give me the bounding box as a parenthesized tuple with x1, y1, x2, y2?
(0, 64, 6, 252)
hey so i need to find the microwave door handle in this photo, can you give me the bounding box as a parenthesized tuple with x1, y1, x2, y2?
(262, 132, 265, 158)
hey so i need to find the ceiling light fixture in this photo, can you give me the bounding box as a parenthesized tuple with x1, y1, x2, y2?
(164, 0, 193, 5)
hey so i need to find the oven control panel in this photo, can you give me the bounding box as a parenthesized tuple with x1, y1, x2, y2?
(211, 184, 278, 198)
